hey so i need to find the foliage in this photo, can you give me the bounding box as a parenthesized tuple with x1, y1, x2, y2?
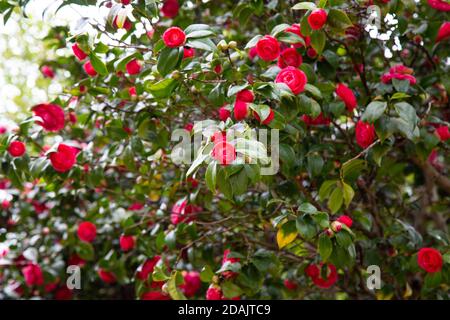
(0, 0, 449, 300)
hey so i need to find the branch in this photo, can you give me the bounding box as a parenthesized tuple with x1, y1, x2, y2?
(411, 157, 450, 195)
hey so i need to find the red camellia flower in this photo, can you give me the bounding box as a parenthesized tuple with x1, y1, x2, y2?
(71, 43, 87, 61)
(83, 61, 97, 77)
(170, 198, 202, 225)
(236, 89, 255, 103)
(308, 9, 328, 30)
(68, 254, 86, 267)
(285, 24, 310, 47)
(98, 269, 117, 284)
(234, 100, 249, 120)
(417, 248, 443, 273)
(436, 22, 450, 42)
(275, 66, 307, 95)
(129, 202, 144, 211)
(136, 256, 161, 280)
(355, 121, 376, 148)
(253, 108, 275, 125)
(335, 83, 357, 112)
(119, 234, 135, 251)
(305, 263, 338, 288)
(211, 137, 237, 166)
(248, 46, 258, 60)
(8, 141, 26, 157)
(77, 221, 97, 243)
(22, 263, 44, 287)
(256, 35, 281, 61)
(49, 144, 79, 172)
(121, 0, 131, 5)
(126, 59, 141, 75)
(381, 64, 416, 85)
(206, 286, 222, 300)
(183, 47, 195, 59)
(284, 279, 298, 290)
(32, 103, 65, 132)
(162, 27, 186, 48)
(141, 291, 171, 300)
(306, 47, 317, 58)
(301, 113, 331, 126)
(41, 65, 55, 79)
(161, 0, 179, 18)
(337, 215, 353, 228)
(179, 271, 201, 297)
(278, 47, 303, 68)
(435, 125, 450, 141)
(129, 86, 137, 97)
(218, 106, 231, 121)
(428, 0, 450, 11)
(54, 286, 73, 300)
(214, 64, 222, 74)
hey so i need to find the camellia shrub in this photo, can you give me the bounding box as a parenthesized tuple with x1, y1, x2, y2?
(0, 0, 449, 300)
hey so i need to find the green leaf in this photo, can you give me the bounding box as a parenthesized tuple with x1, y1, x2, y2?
(342, 181, 354, 208)
(327, 9, 353, 32)
(327, 187, 343, 213)
(361, 101, 387, 123)
(145, 78, 178, 99)
(336, 230, 352, 248)
(157, 47, 183, 76)
(167, 271, 187, 300)
(88, 53, 108, 76)
(200, 265, 214, 282)
(296, 215, 316, 240)
(205, 161, 217, 192)
(310, 30, 326, 54)
(318, 233, 332, 261)
(319, 180, 337, 201)
(341, 159, 365, 181)
(307, 154, 324, 177)
(292, 2, 317, 10)
(186, 38, 216, 51)
(298, 202, 317, 214)
(221, 281, 243, 298)
(76, 242, 95, 261)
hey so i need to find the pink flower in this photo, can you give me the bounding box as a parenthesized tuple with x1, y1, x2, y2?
(308, 9, 327, 30)
(435, 125, 450, 141)
(256, 35, 280, 61)
(436, 22, 450, 42)
(22, 264, 44, 287)
(77, 221, 97, 242)
(355, 121, 376, 149)
(428, 0, 450, 11)
(41, 65, 55, 79)
(381, 64, 416, 85)
(161, 0, 179, 18)
(335, 83, 357, 112)
(162, 27, 186, 48)
(72, 43, 87, 61)
(179, 271, 201, 297)
(32, 103, 65, 132)
(49, 144, 79, 172)
(275, 66, 307, 95)
(278, 47, 303, 68)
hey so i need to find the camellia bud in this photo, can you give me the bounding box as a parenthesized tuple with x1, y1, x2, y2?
(217, 40, 228, 51)
(325, 228, 334, 237)
(228, 41, 237, 49)
(171, 70, 181, 79)
(331, 221, 343, 233)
